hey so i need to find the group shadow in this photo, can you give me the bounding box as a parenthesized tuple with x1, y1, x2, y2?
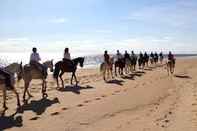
(58, 85, 94, 94)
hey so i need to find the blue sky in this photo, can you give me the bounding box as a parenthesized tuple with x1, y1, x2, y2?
(0, 0, 197, 54)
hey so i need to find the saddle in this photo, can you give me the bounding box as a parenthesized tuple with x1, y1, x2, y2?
(62, 59, 74, 68)
(27, 62, 48, 78)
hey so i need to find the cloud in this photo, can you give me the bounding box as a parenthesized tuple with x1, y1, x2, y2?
(49, 18, 68, 24)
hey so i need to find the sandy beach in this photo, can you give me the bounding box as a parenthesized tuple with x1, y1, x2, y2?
(0, 58, 197, 131)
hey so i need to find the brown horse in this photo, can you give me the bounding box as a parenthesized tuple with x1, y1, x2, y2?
(0, 63, 21, 110)
(53, 57, 84, 89)
(100, 57, 114, 81)
(18, 60, 53, 103)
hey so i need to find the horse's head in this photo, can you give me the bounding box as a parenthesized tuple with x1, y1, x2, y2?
(5, 62, 23, 81)
(79, 57, 84, 67)
(43, 60, 54, 72)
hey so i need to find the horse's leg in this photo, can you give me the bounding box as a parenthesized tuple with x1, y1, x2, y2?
(110, 68, 114, 79)
(103, 68, 106, 81)
(56, 78, 59, 89)
(107, 67, 110, 79)
(12, 87, 21, 108)
(59, 72, 64, 88)
(23, 82, 29, 103)
(115, 66, 117, 76)
(71, 73, 74, 85)
(167, 64, 169, 76)
(27, 89, 33, 98)
(42, 79, 48, 98)
(2, 87, 8, 110)
(73, 72, 78, 86)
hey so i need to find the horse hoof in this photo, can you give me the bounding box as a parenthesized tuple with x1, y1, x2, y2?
(3, 106, 8, 110)
(43, 93, 48, 98)
(23, 100, 28, 104)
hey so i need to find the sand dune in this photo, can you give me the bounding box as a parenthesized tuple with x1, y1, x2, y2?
(0, 58, 197, 131)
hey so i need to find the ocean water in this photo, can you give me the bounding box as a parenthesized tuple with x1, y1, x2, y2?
(0, 52, 197, 68)
(0, 52, 104, 68)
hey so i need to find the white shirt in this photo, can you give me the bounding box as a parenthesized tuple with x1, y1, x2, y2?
(30, 52, 41, 62)
(64, 53, 71, 60)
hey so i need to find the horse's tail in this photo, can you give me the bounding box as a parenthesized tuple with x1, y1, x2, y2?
(17, 62, 23, 82)
(100, 63, 105, 73)
(53, 62, 61, 78)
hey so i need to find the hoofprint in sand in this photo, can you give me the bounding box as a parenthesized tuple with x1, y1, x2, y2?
(0, 58, 197, 131)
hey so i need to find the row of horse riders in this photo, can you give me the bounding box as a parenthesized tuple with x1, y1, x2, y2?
(0, 47, 175, 110)
(103, 50, 175, 65)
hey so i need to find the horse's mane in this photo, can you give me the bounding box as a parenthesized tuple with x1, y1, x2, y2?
(5, 63, 20, 74)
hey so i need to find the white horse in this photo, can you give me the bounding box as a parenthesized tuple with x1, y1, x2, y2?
(18, 60, 53, 103)
(125, 58, 132, 74)
(0, 63, 21, 110)
(166, 59, 175, 76)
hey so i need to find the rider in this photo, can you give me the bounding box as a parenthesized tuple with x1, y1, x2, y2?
(150, 52, 154, 59)
(63, 47, 73, 67)
(104, 50, 110, 65)
(144, 52, 149, 65)
(168, 51, 175, 65)
(144, 52, 149, 60)
(63, 48, 71, 60)
(30, 47, 46, 76)
(124, 50, 130, 61)
(159, 52, 164, 63)
(116, 50, 123, 62)
(131, 51, 137, 60)
(154, 52, 159, 63)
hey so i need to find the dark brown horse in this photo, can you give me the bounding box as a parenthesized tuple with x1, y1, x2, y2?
(53, 57, 84, 89)
(115, 58, 125, 76)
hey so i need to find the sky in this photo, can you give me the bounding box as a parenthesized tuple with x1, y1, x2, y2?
(0, 0, 197, 55)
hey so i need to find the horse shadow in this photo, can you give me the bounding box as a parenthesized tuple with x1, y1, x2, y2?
(174, 75, 192, 79)
(58, 85, 94, 95)
(121, 75, 135, 80)
(144, 68, 153, 71)
(0, 113, 23, 130)
(21, 97, 60, 115)
(130, 72, 144, 77)
(106, 79, 125, 86)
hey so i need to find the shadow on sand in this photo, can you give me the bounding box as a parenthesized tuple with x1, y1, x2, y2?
(174, 75, 192, 79)
(121, 75, 135, 80)
(58, 85, 94, 94)
(106, 79, 125, 86)
(0, 113, 23, 130)
(21, 97, 60, 115)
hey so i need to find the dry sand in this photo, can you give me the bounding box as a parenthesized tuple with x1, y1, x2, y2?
(0, 58, 197, 131)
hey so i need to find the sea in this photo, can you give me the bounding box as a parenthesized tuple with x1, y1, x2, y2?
(0, 52, 197, 68)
